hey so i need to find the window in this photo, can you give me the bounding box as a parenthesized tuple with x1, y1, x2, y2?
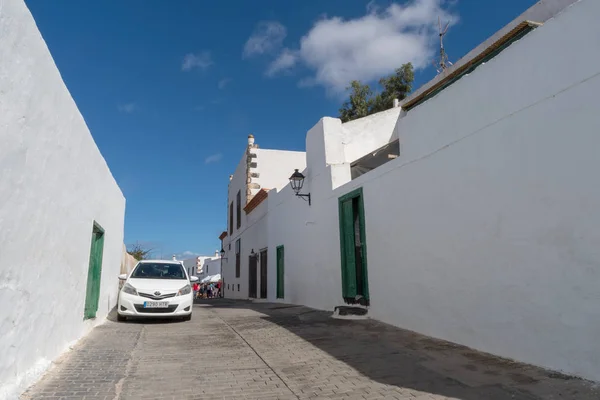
(236, 190, 241, 229)
(131, 263, 186, 280)
(351, 140, 400, 180)
(229, 202, 234, 234)
(235, 239, 241, 278)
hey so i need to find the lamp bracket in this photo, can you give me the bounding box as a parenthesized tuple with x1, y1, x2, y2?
(296, 193, 311, 206)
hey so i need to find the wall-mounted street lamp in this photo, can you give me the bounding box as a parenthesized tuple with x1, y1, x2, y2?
(289, 169, 311, 206)
(220, 247, 227, 261)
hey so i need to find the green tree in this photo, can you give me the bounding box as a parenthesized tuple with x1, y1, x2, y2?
(371, 63, 414, 114)
(338, 63, 415, 122)
(339, 80, 374, 123)
(127, 242, 153, 261)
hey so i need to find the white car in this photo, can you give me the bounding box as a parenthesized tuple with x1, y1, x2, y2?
(117, 260, 198, 321)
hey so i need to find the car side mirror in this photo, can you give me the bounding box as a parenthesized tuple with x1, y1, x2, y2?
(118, 274, 127, 281)
(189, 276, 199, 283)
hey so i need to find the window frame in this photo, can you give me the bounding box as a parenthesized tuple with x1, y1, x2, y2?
(236, 190, 241, 229)
(229, 201, 234, 234)
(235, 239, 241, 278)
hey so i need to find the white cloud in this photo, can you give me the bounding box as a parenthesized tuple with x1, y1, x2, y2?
(118, 102, 137, 113)
(266, 48, 299, 76)
(267, 0, 458, 93)
(243, 21, 287, 58)
(182, 51, 213, 71)
(218, 78, 232, 89)
(205, 153, 223, 164)
(176, 250, 201, 259)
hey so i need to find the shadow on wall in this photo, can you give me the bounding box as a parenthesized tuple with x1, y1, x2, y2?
(206, 300, 594, 400)
(119, 245, 137, 289)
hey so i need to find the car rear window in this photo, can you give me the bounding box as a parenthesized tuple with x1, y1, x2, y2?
(130, 263, 186, 279)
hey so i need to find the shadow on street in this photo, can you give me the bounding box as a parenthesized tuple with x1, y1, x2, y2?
(203, 298, 596, 400)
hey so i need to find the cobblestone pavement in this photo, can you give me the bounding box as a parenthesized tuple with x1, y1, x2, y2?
(23, 299, 599, 400)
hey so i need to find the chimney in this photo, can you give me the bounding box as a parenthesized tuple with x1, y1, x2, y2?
(172, 255, 177, 261)
(248, 134, 255, 146)
(229, 175, 233, 181)
(393, 98, 399, 108)
(215, 250, 219, 258)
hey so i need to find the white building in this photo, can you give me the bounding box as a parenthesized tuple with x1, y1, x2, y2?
(181, 252, 222, 281)
(221, 134, 306, 298)
(0, 1, 126, 397)
(199, 256, 221, 281)
(221, 0, 600, 382)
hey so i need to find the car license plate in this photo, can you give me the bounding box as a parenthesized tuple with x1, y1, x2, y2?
(144, 301, 169, 308)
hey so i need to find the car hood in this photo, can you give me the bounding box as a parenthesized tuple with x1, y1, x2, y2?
(126, 278, 189, 293)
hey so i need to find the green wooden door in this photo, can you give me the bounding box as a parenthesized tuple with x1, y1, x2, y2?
(84, 222, 105, 319)
(276, 246, 284, 299)
(338, 188, 369, 304)
(340, 199, 357, 298)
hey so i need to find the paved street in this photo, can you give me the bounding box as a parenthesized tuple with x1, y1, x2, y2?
(23, 299, 598, 400)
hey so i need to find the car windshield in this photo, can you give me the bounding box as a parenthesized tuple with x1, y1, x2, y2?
(130, 263, 187, 280)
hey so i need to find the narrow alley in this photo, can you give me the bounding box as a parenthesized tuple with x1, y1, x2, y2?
(22, 300, 598, 400)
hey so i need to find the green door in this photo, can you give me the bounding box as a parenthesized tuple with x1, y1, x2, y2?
(84, 222, 105, 319)
(338, 188, 369, 305)
(276, 246, 284, 299)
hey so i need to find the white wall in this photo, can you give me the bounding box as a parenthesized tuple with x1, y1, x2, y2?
(332, 0, 600, 380)
(202, 258, 221, 278)
(341, 107, 400, 163)
(224, 0, 600, 382)
(223, 136, 306, 300)
(182, 254, 220, 279)
(357, 0, 600, 380)
(224, 199, 269, 299)
(0, 1, 126, 397)
(227, 151, 248, 232)
(255, 149, 306, 190)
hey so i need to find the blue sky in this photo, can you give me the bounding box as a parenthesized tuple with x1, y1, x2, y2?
(26, 0, 536, 259)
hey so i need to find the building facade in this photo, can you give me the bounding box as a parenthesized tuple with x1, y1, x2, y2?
(221, 0, 600, 381)
(181, 252, 221, 280)
(0, 1, 126, 397)
(221, 135, 306, 299)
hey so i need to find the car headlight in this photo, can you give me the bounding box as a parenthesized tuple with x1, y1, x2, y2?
(177, 284, 191, 296)
(122, 283, 138, 296)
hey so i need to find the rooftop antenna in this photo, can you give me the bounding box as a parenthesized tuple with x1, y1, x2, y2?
(434, 16, 453, 74)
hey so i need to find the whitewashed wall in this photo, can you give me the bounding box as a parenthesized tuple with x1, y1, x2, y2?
(255, 149, 306, 190)
(224, 199, 269, 299)
(183, 254, 220, 280)
(226, 0, 600, 382)
(202, 258, 221, 279)
(341, 107, 400, 163)
(354, 0, 600, 380)
(223, 138, 306, 300)
(227, 153, 248, 232)
(0, 1, 126, 397)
